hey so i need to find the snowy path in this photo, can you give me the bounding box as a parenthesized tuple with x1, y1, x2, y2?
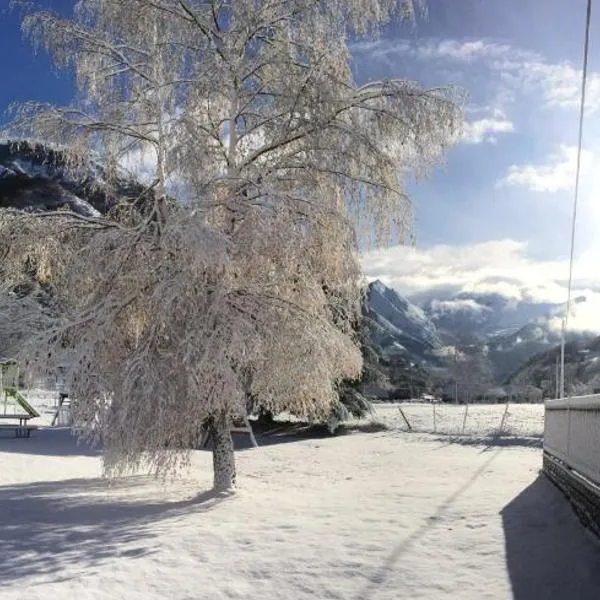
(1, 426, 600, 599)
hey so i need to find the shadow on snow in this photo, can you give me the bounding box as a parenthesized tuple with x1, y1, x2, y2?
(354, 459, 600, 600)
(354, 448, 505, 600)
(0, 476, 229, 585)
(501, 474, 600, 600)
(231, 420, 389, 450)
(0, 427, 101, 457)
(0, 420, 388, 456)
(433, 433, 543, 451)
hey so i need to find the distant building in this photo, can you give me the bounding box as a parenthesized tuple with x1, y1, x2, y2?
(420, 393, 440, 403)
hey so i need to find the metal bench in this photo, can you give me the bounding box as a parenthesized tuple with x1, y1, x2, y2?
(0, 416, 37, 438)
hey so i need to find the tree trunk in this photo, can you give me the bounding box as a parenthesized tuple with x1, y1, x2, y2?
(210, 412, 236, 492)
(257, 407, 275, 426)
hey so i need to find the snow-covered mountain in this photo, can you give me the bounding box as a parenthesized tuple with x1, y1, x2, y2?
(365, 280, 444, 365)
(366, 281, 593, 384)
(486, 321, 593, 382)
(424, 291, 592, 381)
(0, 140, 145, 217)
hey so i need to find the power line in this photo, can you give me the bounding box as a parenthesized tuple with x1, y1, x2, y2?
(560, 0, 593, 399)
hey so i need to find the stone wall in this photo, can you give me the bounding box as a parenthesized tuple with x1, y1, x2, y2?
(543, 452, 600, 539)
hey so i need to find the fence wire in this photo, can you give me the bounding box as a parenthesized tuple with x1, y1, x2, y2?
(372, 402, 544, 439)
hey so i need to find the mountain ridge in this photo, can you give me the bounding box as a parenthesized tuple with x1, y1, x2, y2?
(365, 279, 595, 389)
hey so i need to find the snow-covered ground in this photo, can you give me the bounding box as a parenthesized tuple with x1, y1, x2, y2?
(1, 395, 600, 599)
(372, 402, 544, 439)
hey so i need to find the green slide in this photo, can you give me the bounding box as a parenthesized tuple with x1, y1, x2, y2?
(1, 360, 40, 418)
(3, 387, 40, 418)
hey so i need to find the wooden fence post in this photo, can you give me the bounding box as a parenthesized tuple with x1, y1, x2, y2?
(398, 407, 413, 432)
(498, 402, 510, 434)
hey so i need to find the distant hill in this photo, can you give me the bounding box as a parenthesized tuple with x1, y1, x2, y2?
(486, 321, 594, 383)
(507, 336, 600, 396)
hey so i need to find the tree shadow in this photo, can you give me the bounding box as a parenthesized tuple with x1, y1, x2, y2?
(0, 419, 385, 456)
(0, 427, 101, 457)
(501, 474, 600, 600)
(231, 420, 388, 451)
(0, 476, 228, 586)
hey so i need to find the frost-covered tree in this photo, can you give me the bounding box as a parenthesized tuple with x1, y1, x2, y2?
(4, 0, 463, 490)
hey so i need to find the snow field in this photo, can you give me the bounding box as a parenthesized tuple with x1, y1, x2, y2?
(1, 397, 600, 599)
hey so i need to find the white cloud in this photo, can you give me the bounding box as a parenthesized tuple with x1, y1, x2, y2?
(353, 38, 495, 63)
(361, 239, 600, 333)
(462, 113, 514, 144)
(430, 298, 491, 314)
(518, 61, 600, 112)
(352, 38, 600, 114)
(497, 144, 595, 192)
(415, 40, 600, 113)
(351, 38, 518, 64)
(418, 39, 516, 62)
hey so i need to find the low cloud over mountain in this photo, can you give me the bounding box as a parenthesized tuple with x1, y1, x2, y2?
(363, 241, 599, 384)
(362, 240, 600, 336)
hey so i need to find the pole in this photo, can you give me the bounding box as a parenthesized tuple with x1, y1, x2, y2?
(499, 401, 510, 435)
(555, 354, 560, 399)
(561, 0, 592, 399)
(560, 321, 566, 399)
(454, 346, 458, 404)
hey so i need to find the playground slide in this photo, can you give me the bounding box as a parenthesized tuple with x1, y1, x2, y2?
(4, 388, 40, 418)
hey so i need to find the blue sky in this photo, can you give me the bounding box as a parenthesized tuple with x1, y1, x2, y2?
(351, 0, 600, 259)
(355, 0, 600, 333)
(2, 0, 600, 326)
(0, 1, 74, 112)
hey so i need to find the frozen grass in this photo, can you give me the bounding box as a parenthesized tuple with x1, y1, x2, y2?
(1, 396, 599, 599)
